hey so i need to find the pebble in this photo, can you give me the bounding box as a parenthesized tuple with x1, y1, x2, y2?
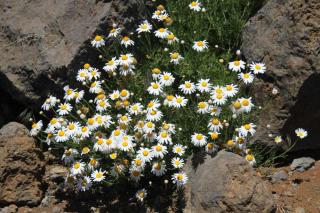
(295, 207, 305, 213)
(272, 170, 288, 182)
(290, 157, 315, 172)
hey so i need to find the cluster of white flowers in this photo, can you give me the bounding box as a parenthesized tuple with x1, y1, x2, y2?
(29, 1, 308, 203)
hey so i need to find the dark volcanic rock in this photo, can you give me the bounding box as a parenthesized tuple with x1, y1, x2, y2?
(185, 150, 274, 213)
(0, 0, 145, 125)
(0, 122, 45, 206)
(241, 0, 320, 151)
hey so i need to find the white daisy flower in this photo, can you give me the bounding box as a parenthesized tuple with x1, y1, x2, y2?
(91, 35, 105, 48)
(88, 158, 99, 171)
(57, 103, 72, 115)
(211, 93, 227, 106)
(79, 126, 91, 138)
(41, 95, 58, 111)
(295, 128, 308, 139)
(146, 99, 161, 111)
(173, 95, 188, 108)
(152, 144, 168, 158)
(55, 129, 68, 142)
(121, 36, 135, 48)
(76, 69, 89, 82)
(192, 40, 209, 52)
(152, 68, 162, 80)
(110, 164, 125, 178)
(167, 33, 179, 45)
(154, 28, 170, 39)
(238, 72, 254, 84)
(66, 122, 80, 137)
(96, 99, 110, 112)
(250, 62, 266, 74)
(157, 131, 172, 145)
(109, 90, 120, 100)
(136, 20, 153, 34)
(118, 136, 134, 152)
(151, 162, 167, 176)
(172, 172, 188, 187)
(239, 123, 256, 137)
(61, 148, 78, 164)
(228, 60, 246, 72)
(172, 144, 186, 156)
(71, 161, 85, 175)
(93, 138, 106, 152)
(77, 176, 92, 192)
(103, 57, 119, 72)
(171, 157, 185, 169)
(164, 95, 175, 107)
(129, 103, 143, 115)
(170, 52, 184, 64)
(196, 79, 211, 93)
(119, 64, 135, 76)
(130, 168, 143, 182)
(146, 109, 163, 122)
(91, 169, 106, 182)
(136, 188, 147, 202)
(118, 53, 134, 66)
(239, 97, 254, 113)
(224, 84, 238, 97)
(47, 117, 61, 131)
(108, 27, 121, 38)
(205, 143, 218, 154)
(119, 89, 130, 100)
(209, 106, 222, 116)
(189, 1, 202, 12)
(88, 68, 101, 81)
(159, 72, 175, 86)
(89, 81, 102, 94)
(30, 120, 43, 136)
(143, 121, 155, 133)
(245, 154, 256, 166)
(137, 148, 154, 163)
(191, 133, 207, 147)
(147, 82, 163, 96)
(197, 101, 210, 114)
(179, 81, 196, 94)
(208, 118, 223, 132)
(74, 90, 84, 103)
(274, 136, 283, 144)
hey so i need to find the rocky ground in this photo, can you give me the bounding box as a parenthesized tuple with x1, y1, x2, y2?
(0, 0, 320, 212)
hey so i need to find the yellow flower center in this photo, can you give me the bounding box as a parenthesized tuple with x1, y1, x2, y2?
(32, 123, 37, 129)
(171, 53, 179, 59)
(185, 82, 192, 88)
(97, 139, 104, 145)
(196, 41, 204, 46)
(135, 159, 142, 166)
(201, 81, 207, 87)
(211, 133, 219, 140)
(161, 132, 168, 138)
(154, 163, 162, 170)
(227, 140, 234, 147)
(68, 123, 75, 130)
(176, 147, 182, 153)
(95, 35, 102, 41)
(152, 83, 159, 89)
(166, 95, 174, 101)
(150, 110, 157, 115)
(242, 99, 249, 106)
(177, 174, 183, 181)
(120, 90, 128, 97)
(82, 147, 90, 154)
(156, 145, 162, 152)
(141, 24, 148, 29)
(147, 102, 154, 108)
(152, 68, 161, 74)
(122, 141, 128, 147)
(95, 172, 103, 179)
(246, 154, 254, 161)
(99, 101, 106, 107)
(91, 82, 97, 88)
(66, 89, 73, 95)
(196, 134, 203, 140)
(88, 118, 95, 125)
(216, 94, 223, 99)
(212, 119, 220, 125)
(233, 101, 241, 109)
(90, 158, 96, 166)
(255, 64, 261, 70)
(60, 104, 67, 110)
(81, 127, 88, 132)
(244, 124, 251, 130)
(158, 28, 165, 32)
(234, 60, 240, 66)
(58, 130, 65, 137)
(121, 55, 128, 60)
(176, 97, 183, 103)
(122, 36, 129, 41)
(74, 162, 81, 169)
(207, 143, 214, 150)
(110, 153, 117, 159)
(114, 129, 121, 136)
(163, 75, 170, 80)
(107, 60, 114, 65)
(106, 139, 113, 145)
(198, 102, 206, 109)
(143, 150, 149, 156)
(244, 73, 250, 79)
(146, 122, 153, 128)
(83, 63, 90, 69)
(226, 85, 233, 91)
(132, 171, 140, 177)
(167, 34, 175, 40)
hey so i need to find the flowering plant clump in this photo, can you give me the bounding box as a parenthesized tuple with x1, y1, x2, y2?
(30, 1, 307, 203)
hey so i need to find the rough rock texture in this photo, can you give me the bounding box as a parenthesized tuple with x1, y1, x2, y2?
(241, 0, 320, 151)
(185, 150, 274, 213)
(0, 0, 145, 126)
(290, 157, 315, 172)
(0, 122, 45, 206)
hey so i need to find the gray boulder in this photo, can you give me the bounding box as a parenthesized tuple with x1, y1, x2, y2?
(184, 150, 274, 213)
(290, 157, 315, 172)
(241, 0, 320, 151)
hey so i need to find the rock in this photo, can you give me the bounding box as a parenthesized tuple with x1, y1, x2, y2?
(295, 207, 305, 213)
(0, 0, 145, 123)
(185, 150, 274, 213)
(0, 204, 18, 213)
(272, 170, 288, 182)
(0, 122, 44, 206)
(0, 122, 29, 137)
(290, 157, 315, 172)
(241, 0, 320, 151)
